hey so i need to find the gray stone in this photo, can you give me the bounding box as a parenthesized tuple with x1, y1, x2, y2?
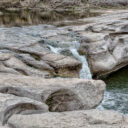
(0, 93, 48, 125)
(70, 10, 128, 78)
(0, 74, 106, 112)
(8, 109, 128, 128)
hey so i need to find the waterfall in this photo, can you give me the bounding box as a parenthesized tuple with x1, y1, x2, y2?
(48, 45, 61, 54)
(70, 48, 92, 79)
(47, 41, 92, 79)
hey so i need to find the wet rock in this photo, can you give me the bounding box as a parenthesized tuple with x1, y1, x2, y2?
(0, 74, 106, 112)
(8, 109, 128, 128)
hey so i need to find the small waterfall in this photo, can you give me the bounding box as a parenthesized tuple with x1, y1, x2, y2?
(70, 48, 92, 79)
(48, 45, 61, 54)
(47, 41, 92, 79)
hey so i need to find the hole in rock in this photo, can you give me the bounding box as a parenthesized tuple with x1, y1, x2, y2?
(45, 89, 83, 112)
(2, 103, 43, 125)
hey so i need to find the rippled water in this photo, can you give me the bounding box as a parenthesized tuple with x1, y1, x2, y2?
(98, 66, 128, 114)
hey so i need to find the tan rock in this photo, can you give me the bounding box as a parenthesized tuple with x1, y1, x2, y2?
(8, 109, 128, 128)
(0, 74, 106, 112)
(0, 93, 48, 125)
(71, 10, 128, 78)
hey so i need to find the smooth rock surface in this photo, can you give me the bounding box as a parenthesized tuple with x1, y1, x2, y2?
(0, 93, 48, 125)
(8, 109, 128, 128)
(0, 74, 105, 112)
(69, 10, 128, 78)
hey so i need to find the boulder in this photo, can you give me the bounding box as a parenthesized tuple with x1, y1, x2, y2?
(8, 109, 128, 128)
(0, 74, 106, 112)
(70, 10, 128, 78)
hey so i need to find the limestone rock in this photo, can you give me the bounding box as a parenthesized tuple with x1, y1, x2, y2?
(0, 74, 106, 112)
(0, 52, 51, 78)
(42, 53, 82, 77)
(70, 10, 128, 78)
(0, 93, 48, 125)
(0, 50, 81, 78)
(8, 109, 128, 128)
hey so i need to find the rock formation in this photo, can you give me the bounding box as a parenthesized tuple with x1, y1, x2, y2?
(69, 10, 128, 78)
(8, 109, 128, 128)
(0, 3, 128, 128)
(0, 75, 106, 127)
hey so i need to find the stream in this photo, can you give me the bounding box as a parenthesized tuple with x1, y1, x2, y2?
(0, 10, 128, 115)
(98, 66, 128, 114)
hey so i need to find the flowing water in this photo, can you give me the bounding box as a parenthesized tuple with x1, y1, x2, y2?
(48, 41, 92, 79)
(0, 10, 128, 114)
(98, 66, 128, 114)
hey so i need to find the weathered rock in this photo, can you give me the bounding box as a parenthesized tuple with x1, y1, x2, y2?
(0, 74, 106, 112)
(0, 24, 83, 78)
(0, 62, 21, 75)
(42, 53, 82, 77)
(8, 109, 128, 128)
(1, 10, 128, 78)
(17, 53, 54, 72)
(0, 49, 81, 78)
(70, 10, 128, 78)
(0, 93, 15, 112)
(0, 122, 9, 128)
(0, 52, 51, 78)
(0, 93, 48, 125)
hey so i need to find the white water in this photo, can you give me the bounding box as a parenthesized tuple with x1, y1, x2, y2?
(48, 41, 92, 79)
(48, 45, 62, 54)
